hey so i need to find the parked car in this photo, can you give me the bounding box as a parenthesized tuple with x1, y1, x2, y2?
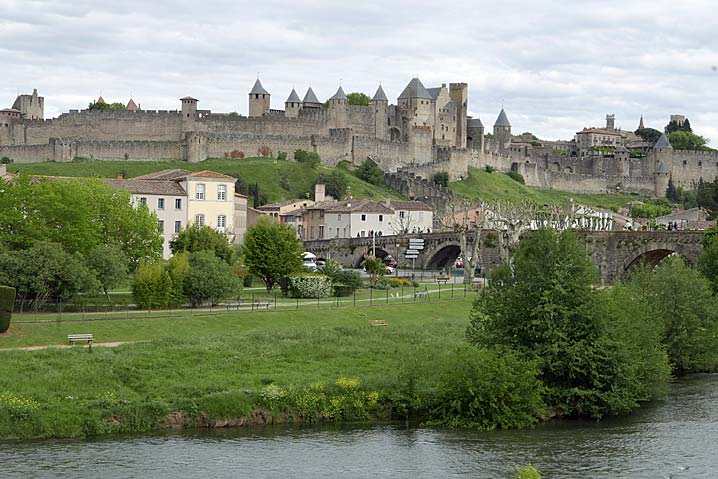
(315, 259, 326, 268)
(384, 255, 397, 267)
(454, 257, 464, 269)
(385, 266, 396, 275)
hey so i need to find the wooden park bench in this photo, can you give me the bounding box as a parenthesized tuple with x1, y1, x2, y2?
(67, 334, 94, 352)
(368, 320, 387, 327)
(414, 290, 429, 299)
(436, 276, 450, 284)
(253, 300, 271, 310)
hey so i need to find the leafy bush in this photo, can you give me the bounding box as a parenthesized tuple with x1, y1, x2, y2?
(630, 202, 672, 219)
(484, 165, 495, 173)
(0, 286, 15, 333)
(380, 277, 411, 288)
(287, 274, 332, 298)
(276, 150, 287, 161)
(431, 347, 545, 429)
(333, 284, 355, 297)
(514, 464, 542, 479)
(294, 149, 321, 168)
(0, 392, 39, 421)
(355, 159, 384, 186)
(432, 171, 449, 187)
(0, 157, 12, 164)
(332, 269, 363, 292)
(242, 274, 254, 288)
(506, 171, 525, 184)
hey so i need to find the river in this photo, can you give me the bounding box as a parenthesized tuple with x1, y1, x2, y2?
(2, 374, 716, 478)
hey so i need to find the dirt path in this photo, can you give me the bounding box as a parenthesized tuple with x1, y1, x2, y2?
(0, 341, 142, 352)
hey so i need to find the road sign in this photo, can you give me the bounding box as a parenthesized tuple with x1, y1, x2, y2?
(408, 239, 424, 250)
(405, 254, 418, 259)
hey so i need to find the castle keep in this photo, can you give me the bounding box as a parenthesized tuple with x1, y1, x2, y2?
(2, 79, 716, 198)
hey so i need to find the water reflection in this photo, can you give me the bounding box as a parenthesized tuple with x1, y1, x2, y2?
(2, 375, 716, 478)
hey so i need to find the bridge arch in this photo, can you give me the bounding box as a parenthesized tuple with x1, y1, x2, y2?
(354, 247, 391, 268)
(425, 242, 462, 270)
(620, 242, 693, 278)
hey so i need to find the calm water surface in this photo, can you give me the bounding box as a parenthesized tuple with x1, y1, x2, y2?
(2, 374, 717, 478)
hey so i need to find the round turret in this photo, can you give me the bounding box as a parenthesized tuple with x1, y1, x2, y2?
(248, 79, 270, 117)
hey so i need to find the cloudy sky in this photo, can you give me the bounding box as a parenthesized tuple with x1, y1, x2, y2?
(1, 0, 716, 143)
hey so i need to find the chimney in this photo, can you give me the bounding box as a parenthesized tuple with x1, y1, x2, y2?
(117, 174, 123, 180)
(315, 183, 326, 202)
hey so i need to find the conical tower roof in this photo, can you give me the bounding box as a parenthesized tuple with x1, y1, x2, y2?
(655, 132, 672, 150)
(249, 79, 269, 95)
(467, 117, 484, 128)
(285, 89, 301, 103)
(372, 84, 388, 102)
(126, 98, 139, 111)
(97, 96, 105, 104)
(303, 87, 320, 104)
(398, 77, 432, 100)
(638, 115, 645, 130)
(494, 108, 511, 127)
(329, 86, 347, 101)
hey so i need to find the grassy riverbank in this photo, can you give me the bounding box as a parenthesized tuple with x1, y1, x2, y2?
(0, 299, 474, 439)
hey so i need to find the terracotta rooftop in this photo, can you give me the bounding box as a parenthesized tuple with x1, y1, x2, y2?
(386, 200, 432, 211)
(131, 169, 234, 181)
(326, 199, 394, 214)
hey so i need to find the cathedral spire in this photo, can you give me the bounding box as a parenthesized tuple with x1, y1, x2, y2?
(638, 115, 645, 130)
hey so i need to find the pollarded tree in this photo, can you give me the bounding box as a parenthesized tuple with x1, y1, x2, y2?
(169, 223, 237, 265)
(242, 217, 304, 292)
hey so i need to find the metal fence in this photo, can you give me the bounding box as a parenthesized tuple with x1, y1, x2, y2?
(11, 282, 486, 323)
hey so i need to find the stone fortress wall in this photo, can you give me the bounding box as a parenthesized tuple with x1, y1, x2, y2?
(2, 80, 716, 200)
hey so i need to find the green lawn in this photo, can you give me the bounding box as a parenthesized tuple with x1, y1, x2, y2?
(9, 158, 403, 205)
(451, 167, 648, 211)
(0, 299, 474, 438)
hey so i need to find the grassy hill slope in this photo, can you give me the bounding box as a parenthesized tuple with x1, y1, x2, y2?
(10, 158, 404, 205)
(450, 167, 648, 211)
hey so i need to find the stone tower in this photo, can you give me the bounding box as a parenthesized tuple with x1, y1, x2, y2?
(653, 133, 673, 198)
(328, 86, 347, 128)
(449, 83, 468, 148)
(12, 89, 44, 120)
(493, 108, 511, 153)
(371, 84, 388, 140)
(285, 88, 301, 118)
(467, 117, 485, 152)
(302, 87, 322, 109)
(180, 96, 198, 132)
(398, 78, 433, 128)
(615, 146, 630, 176)
(248, 79, 270, 117)
(0, 108, 22, 144)
(638, 115, 645, 130)
(606, 114, 615, 130)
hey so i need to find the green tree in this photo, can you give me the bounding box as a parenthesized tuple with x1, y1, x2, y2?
(166, 251, 190, 307)
(0, 175, 162, 269)
(0, 286, 16, 334)
(346, 92, 370, 106)
(0, 242, 98, 310)
(131, 260, 172, 309)
(169, 223, 237, 265)
(355, 159, 384, 186)
(467, 229, 662, 417)
(506, 171, 525, 184)
(88, 100, 127, 111)
(294, 149, 321, 168)
(667, 130, 710, 151)
(184, 251, 241, 307)
(666, 176, 679, 202)
(363, 255, 385, 286)
(85, 244, 129, 303)
(513, 464, 542, 479)
(699, 239, 718, 293)
(432, 171, 449, 187)
(666, 118, 692, 134)
(627, 257, 718, 373)
(635, 127, 662, 144)
(242, 217, 304, 292)
(324, 171, 347, 200)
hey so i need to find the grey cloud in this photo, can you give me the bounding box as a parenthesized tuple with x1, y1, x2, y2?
(1, 0, 716, 144)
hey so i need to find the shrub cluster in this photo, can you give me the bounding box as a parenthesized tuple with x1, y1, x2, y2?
(287, 274, 332, 299)
(0, 286, 15, 333)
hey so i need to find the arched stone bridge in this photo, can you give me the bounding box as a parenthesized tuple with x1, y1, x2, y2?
(303, 230, 705, 283)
